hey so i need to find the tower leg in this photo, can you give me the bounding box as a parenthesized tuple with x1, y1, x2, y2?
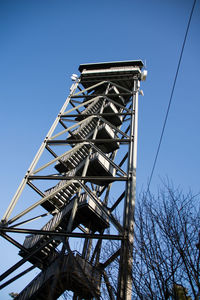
(117, 80, 139, 299)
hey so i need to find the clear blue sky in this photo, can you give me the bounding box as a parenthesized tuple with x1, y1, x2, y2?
(0, 0, 199, 298)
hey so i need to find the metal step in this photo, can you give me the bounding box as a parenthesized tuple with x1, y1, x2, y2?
(74, 119, 97, 140)
(68, 118, 119, 151)
(76, 97, 123, 126)
(41, 179, 79, 212)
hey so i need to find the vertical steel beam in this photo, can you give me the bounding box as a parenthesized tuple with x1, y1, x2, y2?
(117, 80, 139, 300)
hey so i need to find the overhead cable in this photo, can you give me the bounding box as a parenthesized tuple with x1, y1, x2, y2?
(147, 0, 197, 192)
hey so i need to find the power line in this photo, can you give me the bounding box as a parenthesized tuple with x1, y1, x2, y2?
(147, 0, 197, 192)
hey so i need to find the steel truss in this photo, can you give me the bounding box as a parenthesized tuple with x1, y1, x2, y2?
(0, 60, 146, 299)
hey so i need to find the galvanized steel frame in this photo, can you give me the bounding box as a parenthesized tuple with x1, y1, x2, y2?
(0, 61, 144, 299)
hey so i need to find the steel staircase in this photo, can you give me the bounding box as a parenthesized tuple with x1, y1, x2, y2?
(19, 95, 119, 272)
(41, 179, 80, 212)
(76, 97, 123, 126)
(15, 252, 101, 300)
(17, 91, 121, 299)
(19, 193, 109, 268)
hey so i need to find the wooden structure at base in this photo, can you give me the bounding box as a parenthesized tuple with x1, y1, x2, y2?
(15, 252, 101, 300)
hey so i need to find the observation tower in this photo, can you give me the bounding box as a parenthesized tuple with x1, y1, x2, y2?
(0, 60, 147, 299)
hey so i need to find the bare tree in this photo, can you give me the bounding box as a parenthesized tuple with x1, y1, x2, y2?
(61, 183, 200, 299)
(132, 184, 200, 299)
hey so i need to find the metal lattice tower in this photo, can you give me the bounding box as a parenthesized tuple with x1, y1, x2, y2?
(0, 60, 147, 299)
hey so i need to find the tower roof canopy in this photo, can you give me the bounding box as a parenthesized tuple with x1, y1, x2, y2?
(79, 60, 144, 73)
(79, 60, 144, 90)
